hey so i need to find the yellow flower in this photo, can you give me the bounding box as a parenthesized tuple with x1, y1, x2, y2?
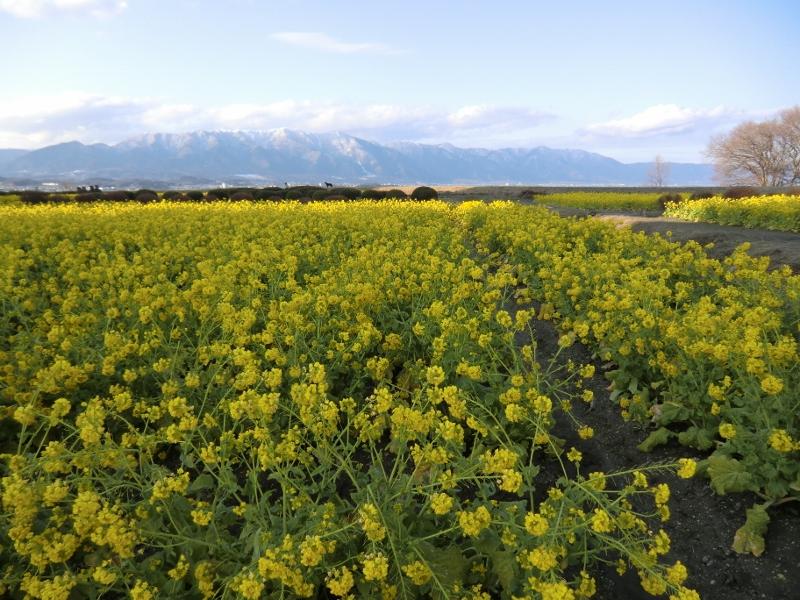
(191, 505, 213, 527)
(651, 529, 671, 555)
(426, 365, 446, 386)
(538, 580, 575, 600)
(457, 505, 492, 537)
(524, 546, 558, 571)
(528, 391, 553, 414)
(768, 429, 795, 453)
(524, 512, 549, 536)
(666, 561, 688, 586)
(760, 375, 784, 395)
(669, 587, 701, 600)
(130, 580, 156, 600)
(631, 471, 648, 488)
(402, 560, 432, 585)
(577, 570, 596, 598)
(236, 572, 265, 600)
(676, 458, 697, 478)
(639, 572, 667, 595)
(362, 552, 389, 581)
(430, 492, 454, 515)
(505, 403, 526, 422)
(566, 447, 582, 463)
(590, 508, 613, 533)
(168, 555, 191, 580)
(327, 566, 354, 597)
(652, 483, 670, 506)
(299, 535, 327, 567)
(499, 469, 523, 493)
(358, 503, 386, 542)
(42, 479, 69, 506)
(718, 423, 737, 440)
(92, 563, 117, 585)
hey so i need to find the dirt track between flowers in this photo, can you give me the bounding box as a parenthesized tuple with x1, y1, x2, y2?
(422, 186, 800, 271)
(590, 214, 800, 272)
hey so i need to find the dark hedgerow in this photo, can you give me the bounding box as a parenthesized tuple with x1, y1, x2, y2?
(329, 187, 361, 200)
(722, 186, 760, 199)
(102, 191, 136, 202)
(286, 186, 323, 200)
(76, 192, 103, 203)
(411, 186, 439, 201)
(360, 189, 387, 200)
(384, 189, 408, 199)
(656, 193, 683, 211)
(208, 188, 231, 200)
(20, 191, 50, 205)
(229, 191, 254, 202)
(256, 188, 285, 200)
(135, 190, 159, 204)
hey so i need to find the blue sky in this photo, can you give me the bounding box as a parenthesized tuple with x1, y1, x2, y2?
(1, 0, 798, 161)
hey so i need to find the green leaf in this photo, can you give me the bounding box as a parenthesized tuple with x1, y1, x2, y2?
(658, 402, 689, 424)
(707, 454, 756, 495)
(420, 544, 469, 595)
(677, 426, 715, 450)
(488, 549, 517, 592)
(732, 503, 771, 556)
(188, 473, 215, 493)
(637, 427, 673, 452)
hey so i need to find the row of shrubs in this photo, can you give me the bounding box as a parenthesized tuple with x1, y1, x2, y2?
(16, 186, 440, 205)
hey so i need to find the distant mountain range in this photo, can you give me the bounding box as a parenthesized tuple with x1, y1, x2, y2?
(0, 129, 714, 186)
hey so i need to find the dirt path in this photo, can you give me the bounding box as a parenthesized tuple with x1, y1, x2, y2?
(591, 214, 800, 272)
(437, 190, 800, 272)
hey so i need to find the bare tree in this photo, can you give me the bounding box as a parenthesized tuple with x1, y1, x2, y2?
(777, 107, 800, 185)
(647, 155, 670, 187)
(707, 107, 800, 187)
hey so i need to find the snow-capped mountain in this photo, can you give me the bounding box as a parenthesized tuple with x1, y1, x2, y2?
(0, 130, 714, 185)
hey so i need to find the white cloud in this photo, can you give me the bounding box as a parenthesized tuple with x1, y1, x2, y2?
(0, 0, 126, 18)
(0, 92, 154, 146)
(270, 31, 402, 55)
(0, 93, 554, 148)
(585, 104, 738, 138)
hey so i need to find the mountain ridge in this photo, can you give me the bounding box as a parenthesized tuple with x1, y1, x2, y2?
(0, 130, 714, 185)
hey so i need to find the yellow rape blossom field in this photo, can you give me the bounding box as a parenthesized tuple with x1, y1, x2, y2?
(532, 192, 669, 212)
(664, 194, 800, 232)
(1, 199, 796, 599)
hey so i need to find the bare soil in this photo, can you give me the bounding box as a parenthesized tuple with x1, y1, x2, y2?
(592, 214, 800, 273)
(527, 310, 800, 600)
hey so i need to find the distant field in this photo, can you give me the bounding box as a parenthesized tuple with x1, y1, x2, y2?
(376, 186, 705, 211)
(665, 194, 800, 233)
(0, 194, 21, 206)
